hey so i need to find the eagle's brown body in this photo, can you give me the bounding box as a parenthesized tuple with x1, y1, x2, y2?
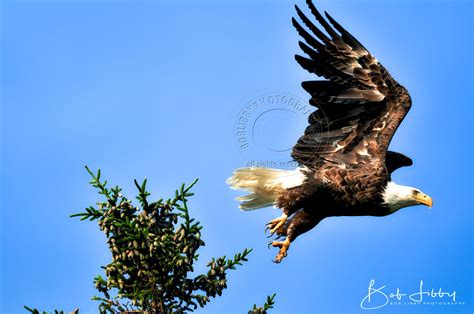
(278, 87, 412, 218)
(227, 0, 431, 263)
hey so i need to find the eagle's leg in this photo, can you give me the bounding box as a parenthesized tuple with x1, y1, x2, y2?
(265, 214, 288, 236)
(268, 187, 309, 236)
(270, 238, 290, 263)
(270, 209, 324, 263)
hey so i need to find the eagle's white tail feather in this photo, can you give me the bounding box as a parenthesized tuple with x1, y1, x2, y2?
(226, 167, 305, 210)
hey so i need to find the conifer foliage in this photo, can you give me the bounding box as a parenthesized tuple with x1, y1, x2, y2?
(25, 167, 275, 313)
(70, 166, 254, 312)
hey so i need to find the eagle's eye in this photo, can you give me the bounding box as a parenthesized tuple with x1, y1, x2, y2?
(412, 190, 420, 196)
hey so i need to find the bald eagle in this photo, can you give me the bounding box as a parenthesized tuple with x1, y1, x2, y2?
(227, 0, 433, 263)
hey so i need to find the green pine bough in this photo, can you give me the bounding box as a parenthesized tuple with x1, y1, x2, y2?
(250, 293, 277, 314)
(25, 166, 275, 313)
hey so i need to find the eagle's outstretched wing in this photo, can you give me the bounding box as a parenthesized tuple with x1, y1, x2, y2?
(291, 0, 412, 169)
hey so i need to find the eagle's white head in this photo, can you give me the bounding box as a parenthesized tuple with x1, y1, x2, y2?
(382, 181, 433, 212)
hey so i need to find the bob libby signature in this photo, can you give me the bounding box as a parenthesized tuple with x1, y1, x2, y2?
(360, 279, 457, 310)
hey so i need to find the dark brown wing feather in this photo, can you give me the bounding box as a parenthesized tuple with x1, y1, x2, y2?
(385, 151, 413, 174)
(291, 0, 412, 168)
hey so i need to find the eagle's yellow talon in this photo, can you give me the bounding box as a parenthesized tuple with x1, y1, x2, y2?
(270, 238, 290, 263)
(266, 214, 288, 236)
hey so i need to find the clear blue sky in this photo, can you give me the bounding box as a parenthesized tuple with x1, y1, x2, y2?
(1, 0, 472, 313)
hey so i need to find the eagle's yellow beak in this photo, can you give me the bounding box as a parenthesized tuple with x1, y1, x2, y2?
(414, 193, 433, 208)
